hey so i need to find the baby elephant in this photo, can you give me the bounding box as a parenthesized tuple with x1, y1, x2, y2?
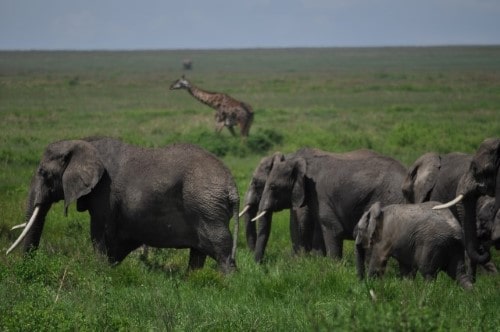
(476, 196, 500, 273)
(355, 201, 473, 290)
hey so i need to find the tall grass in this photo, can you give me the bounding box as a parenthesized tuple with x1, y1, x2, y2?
(0, 47, 499, 330)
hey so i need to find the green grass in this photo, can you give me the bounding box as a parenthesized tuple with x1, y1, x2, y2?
(1, 47, 500, 330)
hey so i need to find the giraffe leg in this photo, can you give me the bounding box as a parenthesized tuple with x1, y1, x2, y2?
(215, 121, 225, 134)
(240, 120, 250, 137)
(240, 112, 253, 137)
(227, 125, 237, 136)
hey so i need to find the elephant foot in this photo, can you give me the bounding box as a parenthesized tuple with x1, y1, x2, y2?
(480, 261, 498, 274)
(457, 276, 474, 290)
(188, 248, 207, 270)
(218, 257, 237, 274)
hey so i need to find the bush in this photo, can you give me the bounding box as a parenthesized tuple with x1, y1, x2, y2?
(179, 128, 283, 157)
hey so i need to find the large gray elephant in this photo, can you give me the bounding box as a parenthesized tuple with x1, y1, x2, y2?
(402, 137, 500, 265)
(354, 201, 473, 290)
(254, 148, 407, 261)
(7, 137, 240, 273)
(241, 149, 325, 262)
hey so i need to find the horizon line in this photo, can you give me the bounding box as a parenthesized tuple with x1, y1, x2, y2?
(1, 43, 500, 52)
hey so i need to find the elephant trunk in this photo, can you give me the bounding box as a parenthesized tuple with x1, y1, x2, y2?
(7, 203, 51, 255)
(243, 205, 258, 251)
(355, 244, 366, 280)
(7, 181, 52, 254)
(458, 195, 490, 264)
(254, 213, 273, 263)
(22, 205, 49, 253)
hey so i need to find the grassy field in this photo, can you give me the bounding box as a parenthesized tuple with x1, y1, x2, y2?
(0, 47, 499, 330)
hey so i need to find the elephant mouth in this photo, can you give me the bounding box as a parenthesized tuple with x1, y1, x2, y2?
(477, 183, 489, 196)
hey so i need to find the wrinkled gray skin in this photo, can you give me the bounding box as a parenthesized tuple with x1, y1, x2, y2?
(13, 137, 239, 273)
(242, 149, 325, 263)
(256, 149, 407, 261)
(476, 196, 500, 272)
(402, 138, 500, 266)
(355, 202, 473, 290)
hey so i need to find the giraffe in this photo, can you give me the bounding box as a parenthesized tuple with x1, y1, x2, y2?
(170, 76, 254, 137)
(182, 58, 192, 70)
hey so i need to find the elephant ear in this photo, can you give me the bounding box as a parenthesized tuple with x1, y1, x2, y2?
(366, 202, 383, 246)
(62, 141, 105, 215)
(271, 152, 285, 166)
(470, 138, 500, 197)
(291, 158, 307, 208)
(355, 211, 369, 247)
(402, 152, 441, 203)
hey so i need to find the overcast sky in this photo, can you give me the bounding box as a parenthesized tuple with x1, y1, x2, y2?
(1, 0, 499, 50)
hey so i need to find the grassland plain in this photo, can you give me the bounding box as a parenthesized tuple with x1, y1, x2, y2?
(0, 47, 499, 330)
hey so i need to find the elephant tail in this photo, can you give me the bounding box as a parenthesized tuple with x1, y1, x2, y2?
(230, 191, 240, 262)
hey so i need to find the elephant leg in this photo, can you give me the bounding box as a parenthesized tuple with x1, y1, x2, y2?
(188, 248, 207, 270)
(446, 253, 473, 290)
(481, 261, 498, 274)
(417, 246, 442, 281)
(289, 209, 301, 254)
(311, 219, 326, 256)
(398, 262, 416, 279)
(419, 257, 439, 281)
(320, 220, 343, 259)
(321, 229, 342, 259)
(107, 239, 142, 265)
(90, 217, 106, 255)
(244, 211, 257, 252)
(199, 225, 236, 273)
(291, 206, 314, 254)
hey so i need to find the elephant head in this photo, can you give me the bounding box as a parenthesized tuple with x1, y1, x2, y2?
(476, 196, 500, 250)
(239, 153, 282, 253)
(7, 140, 104, 254)
(355, 202, 383, 250)
(434, 137, 500, 264)
(240, 153, 283, 218)
(402, 152, 441, 203)
(354, 202, 383, 279)
(254, 155, 307, 221)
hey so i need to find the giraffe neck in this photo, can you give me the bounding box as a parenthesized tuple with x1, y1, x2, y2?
(187, 85, 220, 110)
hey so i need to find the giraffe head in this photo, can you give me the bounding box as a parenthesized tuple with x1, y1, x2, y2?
(169, 75, 191, 90)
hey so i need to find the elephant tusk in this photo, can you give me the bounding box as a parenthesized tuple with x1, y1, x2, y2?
(11, 223, 27, 230)
(251, 210, 266, 222)
(6, 206, 40, 255)
(238, 205, 251, 218)
(432, 194, 464, 210)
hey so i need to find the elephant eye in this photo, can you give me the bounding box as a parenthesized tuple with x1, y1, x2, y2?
(38, 168, 48, 177)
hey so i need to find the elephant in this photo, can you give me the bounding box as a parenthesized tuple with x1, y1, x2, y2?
(354, 201, 473, 290)
(240, 149, 325, 262)
(476, 195, 500, 272)
(402, 137, 500, 266)
(7, 137, 240, 273)
(253, 148, 407, 261)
